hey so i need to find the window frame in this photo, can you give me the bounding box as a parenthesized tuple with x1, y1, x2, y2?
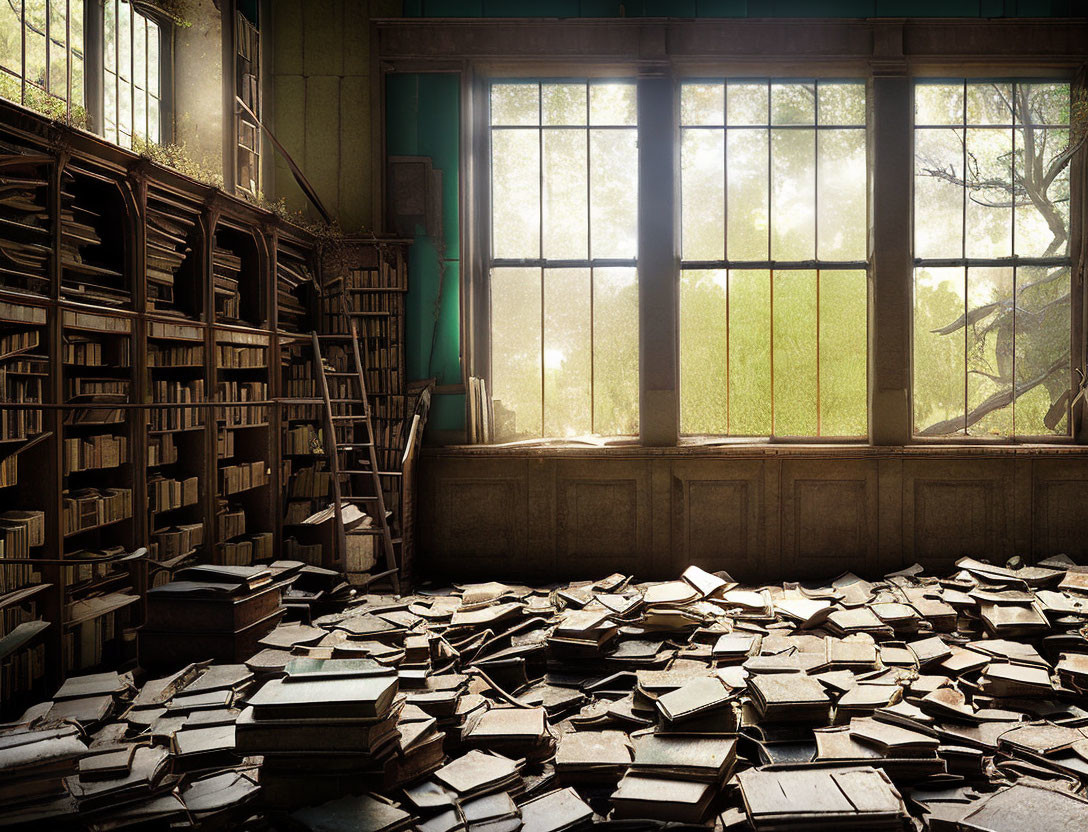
(676, 77, 871, 441)
(461, 61, 1083, 449)
(0, 0, 87, 124)
(910, 77, 1076, 444)
(97, 0, 169, 149)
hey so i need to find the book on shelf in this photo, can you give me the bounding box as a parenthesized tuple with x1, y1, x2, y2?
(0, 146, 51, 295)
(217, 381, 268, 427)
(217, 428, 235, 460)
(217, 532, 273, 567)
(62, 488, 133, 536)
(285, 424, 322, 455)
(219, 461, 269, 495)
(213, 247, 243, 321)
(62, 335, 131, 367)
(147, 434, 178, 467)
(148, 475, 200, 514)
(148, 343, 204, 368)
(59, 176, 127, 306)
(63, 546, 126, 590)
(149, 379, 205, 431)
(216, 504, 246, 542)
(151, 523, 204, 560)
(145, 195, 196, 315)
(216, 344, 265, 369)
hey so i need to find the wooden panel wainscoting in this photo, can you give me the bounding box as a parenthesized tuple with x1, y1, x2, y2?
(419, 447, 1088, 584)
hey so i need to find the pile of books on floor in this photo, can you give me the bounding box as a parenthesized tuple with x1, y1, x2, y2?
(7, 555, 1088, 830)
(139, 564, 286, 667)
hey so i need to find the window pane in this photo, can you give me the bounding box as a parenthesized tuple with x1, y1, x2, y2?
(589, 127, 637, 258)
(819, 270, 867, 436)
(1015, 126, 1069, 257)
(964, 127, 1012, 259)
(914, 266, 966, 436)
(491, 83, 538, 126)
(726, 128, 768, 261)
(135, 86, 146, 140)
(593, 267, 638, 436)
(0, 0, 21, 76)
(71, 54, 83, 107)
(147, 20, 159, 96)
(966, 266, 1014, 437)
(771, 128, 815, 261)
(681, 129, 724, 261)
(118, 2, 131, 81)
(104, 70, 117, 140)
(544, 268, 591, 437)
(148, 94, 159, 142)
(914, 127, 964, 259)
(727, 81, 767, 126)
(680, 270, 728, 435)
(72, 0, 83, 55)
(1015, 265, 1070, 436)
(1016, 81, 1069, 126)
(771, 82, 815, 125)
(134, 12, 146, 90)
(681, 83, 724, 126)
(542, 128, 587, 260)
(492, 268, 542, 440)
(491, 128, 540, 259)
(589, 82, 635, 126)
(26, 27, 46, 89)
(915, 82, 963, 126)
(817, 128, 866, 261)
(729, 269, 771, 436)
(818, 82, 865, 126)
(967, 82, 1012, 125)
(104, 1, 115, 71)
(49, 33, 67, 98)
(542, 83, 585, 126)
(772, 269, 818, 436)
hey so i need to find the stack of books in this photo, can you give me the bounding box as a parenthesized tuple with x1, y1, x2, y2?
(212, 247, 242, 321)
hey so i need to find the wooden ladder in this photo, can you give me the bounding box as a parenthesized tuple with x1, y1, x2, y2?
(311, 324, 401, 594)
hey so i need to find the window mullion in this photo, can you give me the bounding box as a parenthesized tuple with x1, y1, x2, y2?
(637, 75, 678, 446)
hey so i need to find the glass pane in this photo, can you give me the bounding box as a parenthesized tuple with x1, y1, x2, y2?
(491, 267, 542, 441)
(729, 269, 771, 435)
(49, 32, 66, 98)
(25, 0, 45, 34)
(542, 128, 588, 261)
(772, 269, 818, 436)
(543, 268, 591, 437)
(71, 54, 83, 107)
(817, 128, 866, 261)
(1015, 126, 1069, 258)
(819, 270, 867, 436)
(118, 2, 131, 80)
(727, 81, 767, 126)
(104, 70, 117, 139)
(0, 0, 22, 76)
(914, 266, 966, 436)
(681, 129, 724, 261)
(134, 86, 146, 140)
(589, 128, 637, 258)
(589, 82, 635, 126)
(147, 20, 159, 96)
(771, 128, 815, 261)
(681, 83, 724, 126)
(680, 269, 728, 435)
(104, 0, 115, 72)
(915, 82, 963, 126)
(1014, 265, 1070, 436)
(727, 128, 768, 261)
(491, 128, 540, 259)
(771, 82, 815, 125)
(818, 82, 865, 126)
(119, 79, 132, 141)
(967, 82, 1012, 125)
(49, 0, 65, 46)
(134, 12, 146, 90)
(593, 267, 638, 436)
(148, 94, 159, 142)
(542, 83, 585, 126)
(966, 266, 1014, 437)
(26, 28, 46, 89)
(1016, 81, 1069, 126)
(964, 127, 1013, 259)
(72, 0, 83, 55)
(914, 128, 964, 259)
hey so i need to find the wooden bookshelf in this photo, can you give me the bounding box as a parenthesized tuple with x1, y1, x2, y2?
(0, 99, 412, 709)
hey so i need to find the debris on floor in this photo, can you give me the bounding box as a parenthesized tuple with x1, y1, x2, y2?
(3, 555, 1088, 830)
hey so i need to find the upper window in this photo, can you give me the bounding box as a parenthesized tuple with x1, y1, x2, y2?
(0, 0, 86, 126)
(488, 81, 639, 442)
(103, 0, 161, 148)
(913, 81, 1072, 438)
(678, 80, 869, 438)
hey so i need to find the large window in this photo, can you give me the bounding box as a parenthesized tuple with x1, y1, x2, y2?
(103, 0, 160, 148)
(678, 80, 869, 437)
(0, 0, 85, 125)
(913, 81, 1072, 438)
(488, 81, 639, 442)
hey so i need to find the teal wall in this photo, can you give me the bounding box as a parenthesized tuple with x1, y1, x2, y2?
(384, 2, 1085, 439)
(385, 74, 465, 435)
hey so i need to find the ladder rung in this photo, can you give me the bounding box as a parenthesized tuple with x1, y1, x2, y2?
(338, 469, 376, 475)
(341, 496, 380, 502)
(326, 372, 355, 377)
(336, 442, 373, 449)
(330, 415, 361, 421)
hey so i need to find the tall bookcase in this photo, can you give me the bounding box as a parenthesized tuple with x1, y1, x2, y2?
(0, 99, 411, 712)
